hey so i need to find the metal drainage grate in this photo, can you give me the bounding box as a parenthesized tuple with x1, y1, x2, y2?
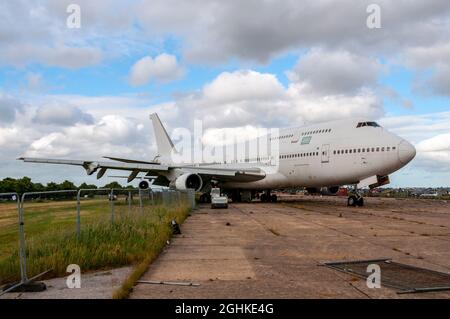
(323, 258, 450, 294)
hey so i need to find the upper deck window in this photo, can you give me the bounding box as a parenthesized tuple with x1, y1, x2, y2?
(357, 121, 381, 128)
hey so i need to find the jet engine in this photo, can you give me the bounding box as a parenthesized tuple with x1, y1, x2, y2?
(327, 186, 340, 194)
(305, 187, 320, 194)
(139, 180, 149, 190)
(174, 173, 203, 191)
(306, 186, 340, 195)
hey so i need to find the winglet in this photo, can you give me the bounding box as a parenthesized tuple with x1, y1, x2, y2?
(150, 113, 176, 163)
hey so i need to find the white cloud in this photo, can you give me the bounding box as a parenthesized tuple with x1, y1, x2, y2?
(287, 48, 382, 95)
(0, 94, 24, 124)
(129, 53, 184, 86)
(151, 68, 383, 131)
(380, 112, 450, 173)
(203, 70, 285, 103)
(416, 133, 450, 165)
(25, 114, 146, 158)
(33, 103, 94, 126)
(403, 43, 450, 96)
(136, 0, 450, 63)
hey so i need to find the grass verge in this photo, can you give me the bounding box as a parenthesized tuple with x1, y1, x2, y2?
(113, 208, 190, 299)
(0, 200, 191, 286)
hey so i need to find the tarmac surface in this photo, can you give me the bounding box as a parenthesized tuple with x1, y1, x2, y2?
(131, 195, 450, 299)
(1, 266, 132, 299)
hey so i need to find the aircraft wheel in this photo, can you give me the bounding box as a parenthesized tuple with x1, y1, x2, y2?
(357, 197, 364, 207)
(260, 194, 267, 202)
(271, 194, 277, 202)
(200, 193, 211, 203)
(347, 195, 357, 207)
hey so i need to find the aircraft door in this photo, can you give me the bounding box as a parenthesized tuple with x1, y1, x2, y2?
(321, 144, 330, 163)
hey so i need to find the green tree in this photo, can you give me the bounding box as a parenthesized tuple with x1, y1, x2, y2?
(59, 180, 77, 190)
(103, 181, 123, 189)
(46, 182, 60, 191)
(16, 177, 34, 194)
(79, 183, 98, 190)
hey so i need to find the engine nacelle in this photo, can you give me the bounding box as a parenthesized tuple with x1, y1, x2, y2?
(138, 180, 149, 190)
(327, 186, 340, 195)
(174, 173, 203, 191)
(305, 187, 320, 194)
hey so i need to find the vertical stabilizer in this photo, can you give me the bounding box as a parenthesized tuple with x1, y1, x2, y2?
(150, 113, 176, 163)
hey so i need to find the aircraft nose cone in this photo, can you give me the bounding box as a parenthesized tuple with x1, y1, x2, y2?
(398, 140, 416, 165)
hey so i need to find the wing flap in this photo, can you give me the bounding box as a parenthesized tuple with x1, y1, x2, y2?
(103, 156, 159, 165)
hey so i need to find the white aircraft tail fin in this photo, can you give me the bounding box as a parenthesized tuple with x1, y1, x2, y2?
(150, 113, 176, 163)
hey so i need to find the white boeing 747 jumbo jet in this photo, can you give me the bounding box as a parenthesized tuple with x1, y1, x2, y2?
(19, 113, 416, 206)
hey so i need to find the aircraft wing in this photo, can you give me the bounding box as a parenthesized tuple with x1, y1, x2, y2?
(18, 157, 266, 183)
(18, 157, 169, 180)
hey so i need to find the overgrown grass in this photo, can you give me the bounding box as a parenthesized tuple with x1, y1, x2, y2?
(0, 198, 191, 286)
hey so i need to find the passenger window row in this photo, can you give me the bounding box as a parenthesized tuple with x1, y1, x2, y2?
(333, 146, 396, 155)
(270, 134, 294, 141)
(280, 152, 319, 159)
(302, 129, 331, 136)
(270, 128, 332, 141)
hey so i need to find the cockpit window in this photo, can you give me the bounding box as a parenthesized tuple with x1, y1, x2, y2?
(357, 121, 381, 128)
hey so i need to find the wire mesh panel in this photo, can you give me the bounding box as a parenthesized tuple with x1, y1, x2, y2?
(0, 187, 195, 295)
(21, 190, 78, 284)
(0, 193, 21, 286)
(324, 258, 450, 293)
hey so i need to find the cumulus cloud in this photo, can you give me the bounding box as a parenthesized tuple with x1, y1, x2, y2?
(380, 112, 450, 172)
(403, 43, 450, 96)
(151, 68, 383, 131)
(136, 0, 450, 63)
(0, 44, 102, 69)
(25, 115, 146, 158)
(129, 53, 184, 86)
(0, 0, 127, 69)
(415, 134, 450, 170)
(1, 0, 450, 71)
(287, 49, 382, 95)
(203, 70, 285, 103)
(0, 94, 24, 124)
(33, 103, 94, 126)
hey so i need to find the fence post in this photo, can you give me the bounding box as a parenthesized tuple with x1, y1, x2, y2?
(76, 190, 81, 240)
(139, 188, 143, 213)
(110, 189, 115, 224)
(18, 194, 29, 283)
(190, 189, 196, 210)
(128, 191, 132, 213)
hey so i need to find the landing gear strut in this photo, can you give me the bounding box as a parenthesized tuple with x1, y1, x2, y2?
(347, 185, 364, 207)
(260, 190, 277, 203)
(199, 193, 211, 203)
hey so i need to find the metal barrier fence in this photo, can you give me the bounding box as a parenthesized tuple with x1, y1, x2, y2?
(0, 188, 195, 296)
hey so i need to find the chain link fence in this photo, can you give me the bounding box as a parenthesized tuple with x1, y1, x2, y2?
(0, 188, 195, 296)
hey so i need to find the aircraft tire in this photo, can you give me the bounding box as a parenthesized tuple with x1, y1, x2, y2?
(357, 197, 364, 207)
(260, 194, 267, 202)
(347, 195, 357, 207)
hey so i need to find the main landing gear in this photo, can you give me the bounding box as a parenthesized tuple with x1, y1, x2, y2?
(347, 185, 364, 207)
(199, 193, 211, 203)
(260, 190, 277, 203)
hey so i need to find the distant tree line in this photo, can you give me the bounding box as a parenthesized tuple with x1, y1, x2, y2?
(0, 177, 131, 195)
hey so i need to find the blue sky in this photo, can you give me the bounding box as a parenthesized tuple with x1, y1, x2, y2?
(0, 0, 449, 187)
